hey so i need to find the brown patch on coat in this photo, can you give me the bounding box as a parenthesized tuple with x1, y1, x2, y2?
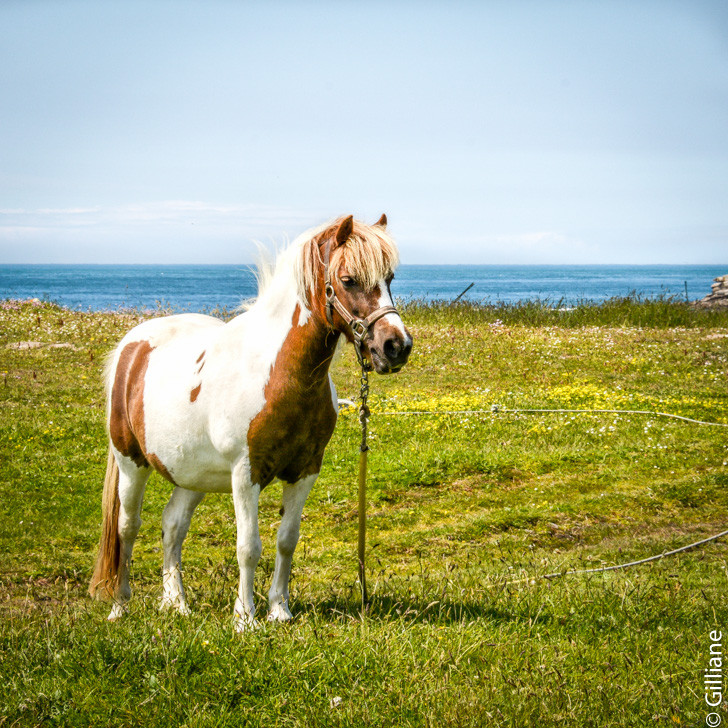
(147, 452, 177, 485)
(190, 383, 202, 402)
(247, 305, 338, 487)
(108, 340, 153, 468)
(108, 341, 185, 483)
(196, 351, 205, 363)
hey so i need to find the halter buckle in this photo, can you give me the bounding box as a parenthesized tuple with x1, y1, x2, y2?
(351, 319, 368, 343)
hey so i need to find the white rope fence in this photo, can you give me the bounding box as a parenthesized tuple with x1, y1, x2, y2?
(502, 528, 728, 585)
(339, 400, 728, 427)
(376, 406, 728, 427)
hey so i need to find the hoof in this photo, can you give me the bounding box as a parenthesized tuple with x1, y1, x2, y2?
(159, 597, 191, 616)
(267, 602, 293, 623)
(107, 603, 127, 621)
(234, 613, 261, 633)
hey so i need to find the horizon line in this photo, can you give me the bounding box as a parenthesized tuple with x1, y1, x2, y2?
(2, 261, 727, 268)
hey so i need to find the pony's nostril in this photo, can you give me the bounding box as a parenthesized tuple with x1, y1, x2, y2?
(383, 338, 401, 361)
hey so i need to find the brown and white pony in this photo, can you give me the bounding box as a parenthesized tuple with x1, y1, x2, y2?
(90, 214, 412, 630)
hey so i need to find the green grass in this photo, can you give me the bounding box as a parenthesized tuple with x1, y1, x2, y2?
(399, 293, 728, 329)
(1, 297, 727, 727)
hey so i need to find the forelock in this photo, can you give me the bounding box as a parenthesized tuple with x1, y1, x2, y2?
(294, 217, 400, 305)
(329, 219, 399, 291)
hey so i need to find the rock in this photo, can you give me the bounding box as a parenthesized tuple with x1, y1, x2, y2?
(694, 274, 728, 308)
(7, 341, 45, 350)
(6, 341, 78, 351)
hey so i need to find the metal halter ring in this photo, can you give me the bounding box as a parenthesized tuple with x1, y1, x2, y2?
(350, 320, 368, 343)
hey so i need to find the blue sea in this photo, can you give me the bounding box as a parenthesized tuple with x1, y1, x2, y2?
(0, 264, 725, 312)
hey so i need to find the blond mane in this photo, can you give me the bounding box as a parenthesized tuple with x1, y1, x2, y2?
(297, 216, 399, 302)
(252, 216, 400, 309)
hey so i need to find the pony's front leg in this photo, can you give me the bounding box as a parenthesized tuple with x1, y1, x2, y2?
(231, 459, 262, 632)
(268, 473, 317, 623)
(160, 487, 205, 615)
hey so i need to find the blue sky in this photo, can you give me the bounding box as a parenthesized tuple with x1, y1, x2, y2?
(1, 0, 727, 264)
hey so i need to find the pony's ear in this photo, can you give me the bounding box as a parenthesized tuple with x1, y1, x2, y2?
(374, 213, 387, 229)
(334, 215, 354, 247)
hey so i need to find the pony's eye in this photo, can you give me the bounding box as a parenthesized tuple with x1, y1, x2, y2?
(340, 276, 357, 289)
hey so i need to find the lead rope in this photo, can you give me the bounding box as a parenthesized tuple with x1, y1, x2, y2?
(356, 344, 371, 612)
(319, 237, 395, 612)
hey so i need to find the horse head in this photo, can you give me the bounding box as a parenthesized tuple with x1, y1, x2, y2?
(313, 214, 413, 374)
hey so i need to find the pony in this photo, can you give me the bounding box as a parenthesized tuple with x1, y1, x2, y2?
(89, 214, 412, 630)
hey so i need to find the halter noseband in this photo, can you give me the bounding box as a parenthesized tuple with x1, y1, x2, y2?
(322, 239, 399, 363)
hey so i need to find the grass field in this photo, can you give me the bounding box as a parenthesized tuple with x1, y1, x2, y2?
(1, 297, 727, 727)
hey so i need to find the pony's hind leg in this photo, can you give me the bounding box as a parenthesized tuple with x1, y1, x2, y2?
(231, 460, 262, 632)
(109, 459, 150, 620)
(160, 487, 205, 615)
(268, 473, 317, 622)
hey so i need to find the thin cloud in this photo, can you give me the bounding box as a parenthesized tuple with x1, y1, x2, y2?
(0, 202, 321, 263)
(1, 201, 310, 226)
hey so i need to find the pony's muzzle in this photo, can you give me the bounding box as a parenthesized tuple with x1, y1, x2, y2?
(369, 326, 413, 374)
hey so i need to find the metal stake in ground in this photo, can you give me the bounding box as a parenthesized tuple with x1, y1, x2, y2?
(452, 282, 474, 303)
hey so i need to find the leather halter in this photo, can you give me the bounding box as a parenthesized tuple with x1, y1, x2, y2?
(322, 239, 399, 352)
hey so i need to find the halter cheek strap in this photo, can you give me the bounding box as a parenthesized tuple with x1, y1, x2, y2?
(322, 240, 399, 349)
